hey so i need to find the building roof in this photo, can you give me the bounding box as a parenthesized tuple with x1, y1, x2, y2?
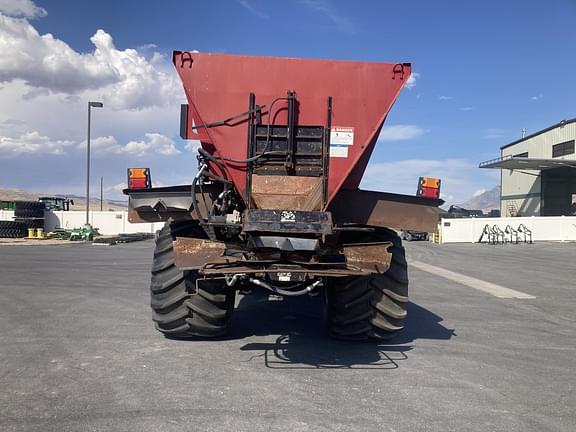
(479, 156, 576, 170)
(500, 118, 576, 150)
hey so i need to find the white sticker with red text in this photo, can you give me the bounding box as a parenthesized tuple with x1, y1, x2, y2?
(330, 127, 354, 158)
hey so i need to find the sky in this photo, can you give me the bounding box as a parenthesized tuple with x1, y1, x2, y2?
(0, 0, 575, 204)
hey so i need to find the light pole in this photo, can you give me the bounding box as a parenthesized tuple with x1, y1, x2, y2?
(100, 176, 103, 212)
(86, 101, 103, 226)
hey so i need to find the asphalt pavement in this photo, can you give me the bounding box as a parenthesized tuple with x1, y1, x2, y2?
(0, 240, 574, 432)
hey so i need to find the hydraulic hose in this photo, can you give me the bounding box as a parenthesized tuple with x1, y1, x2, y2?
(191, 164, 207, 220)
(197, 148, 229, 179)
(248, 278, 321, 297)
(203, 96, 289, 165)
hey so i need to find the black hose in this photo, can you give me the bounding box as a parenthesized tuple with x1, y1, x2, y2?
(206, 171, 233, 184)
(197, 148, 229, 179)
(249, 278, 320, 297)
(206, 96, 289, 165)
(190, 165, 206, 221)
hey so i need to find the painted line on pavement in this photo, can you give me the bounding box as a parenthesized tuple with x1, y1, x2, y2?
(410, 260, 536, 299)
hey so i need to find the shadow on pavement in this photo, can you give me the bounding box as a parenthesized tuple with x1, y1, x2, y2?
(231, 290, 455, 369)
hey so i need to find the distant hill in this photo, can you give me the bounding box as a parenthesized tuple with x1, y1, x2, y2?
(458, 186, 500, 212)
(0, 188, 127, 211)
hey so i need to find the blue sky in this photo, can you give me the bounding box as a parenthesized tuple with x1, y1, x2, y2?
(1, 0, 575, 203)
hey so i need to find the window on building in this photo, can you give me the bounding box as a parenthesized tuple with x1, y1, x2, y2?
(514, 152, 528, 158)
(552, 140, 575, 158)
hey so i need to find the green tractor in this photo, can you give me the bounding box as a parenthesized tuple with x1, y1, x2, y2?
(0, 201, 16, 211)
(38, 197, 74, 211)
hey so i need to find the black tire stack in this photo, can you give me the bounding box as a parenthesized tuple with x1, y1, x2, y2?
(0, 221, 28, 238)
(0, 201, 46, 238)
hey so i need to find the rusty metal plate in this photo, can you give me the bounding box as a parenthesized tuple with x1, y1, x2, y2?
(173, 237, 232, 269)
(173, 236, 390, 277)
(173, 244, 375, 277)
(128, 206, 193, 224)
(330, 189, 441, 232)
(126, 184, 220, 223)
(251, 175, 323, 211)
(343, 242, 392, 273)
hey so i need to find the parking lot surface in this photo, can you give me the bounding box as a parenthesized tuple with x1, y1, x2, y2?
(0, 240, 575, 432)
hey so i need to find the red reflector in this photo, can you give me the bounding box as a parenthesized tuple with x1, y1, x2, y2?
(416, 176, 441, 199)
(127, 167, 151, 189)
(129, 178, 149, 189)
(420, 186, 440, 199)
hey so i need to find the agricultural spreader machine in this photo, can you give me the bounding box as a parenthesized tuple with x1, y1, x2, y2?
(124, 52, 442, 340)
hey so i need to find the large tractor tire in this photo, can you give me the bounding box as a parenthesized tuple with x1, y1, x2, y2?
(326, 228, 408, 341)
(150, 221, 236, 339)
(14, 218, 44, 229)
(14, 201, 45, 218)
(0, 221, 28, 238)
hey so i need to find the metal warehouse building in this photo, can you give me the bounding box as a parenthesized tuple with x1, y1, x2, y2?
(480, 119, 576, 217)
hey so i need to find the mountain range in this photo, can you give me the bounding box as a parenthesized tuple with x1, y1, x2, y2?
(458, 186, 500, 212)
(0, 188, 127, 211)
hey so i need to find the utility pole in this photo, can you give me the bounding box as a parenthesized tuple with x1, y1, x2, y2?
(521, 128, 527, 138)
(100, 176, 103, 211)
(86, 101, 103, 225)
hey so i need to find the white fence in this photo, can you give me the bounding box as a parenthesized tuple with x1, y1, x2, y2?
(3, 210, 576, 242)
(0, 210, 164, 236)
(439, 216, 576, 243)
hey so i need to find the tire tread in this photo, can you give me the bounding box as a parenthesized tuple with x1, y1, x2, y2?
(150, 222, 235, 339)
(327, 228, 409, 341)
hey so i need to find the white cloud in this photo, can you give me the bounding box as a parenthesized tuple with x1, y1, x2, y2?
(0, 14, 182, 109)
(105, 182, 127, 193)
(237, 0, 269, 19)
(378, 124, 427, 141)
(0, 130, 180, 159)
(0, 2, 193, 195)
(473, 188, 486, 197)
(482, 128, 506, 139)
(0, 130, 74, 157)
(405, 72, 419, 89)
(438, 95, 452, 100)
(460, 106, 474, 111)
(360, 159, 499, 205)
(82, 133, 180, 157)
(530, 94, 543, 101)
(85, 135, 123, 155)
(298, 0, 354, 34)
(0, 0, 46, 18)
(184, 139, 201, 153)
(124, 133, 180, 156)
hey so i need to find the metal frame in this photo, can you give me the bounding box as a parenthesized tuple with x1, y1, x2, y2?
(244, 92, 333, 211)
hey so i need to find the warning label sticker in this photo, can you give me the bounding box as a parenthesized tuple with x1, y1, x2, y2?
(330, 127, 354, 146)
(330, 144, 348, 158)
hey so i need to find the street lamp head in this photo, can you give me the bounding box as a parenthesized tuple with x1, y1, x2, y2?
(89, 101, 103, 108)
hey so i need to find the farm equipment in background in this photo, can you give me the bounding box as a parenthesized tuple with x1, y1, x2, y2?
(0, 201, 45, 238)
(69, 226, 96, 241)
(124, 52, 443, 341)
(39, 196, 74, 211)
(0, 201, 16, 211)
